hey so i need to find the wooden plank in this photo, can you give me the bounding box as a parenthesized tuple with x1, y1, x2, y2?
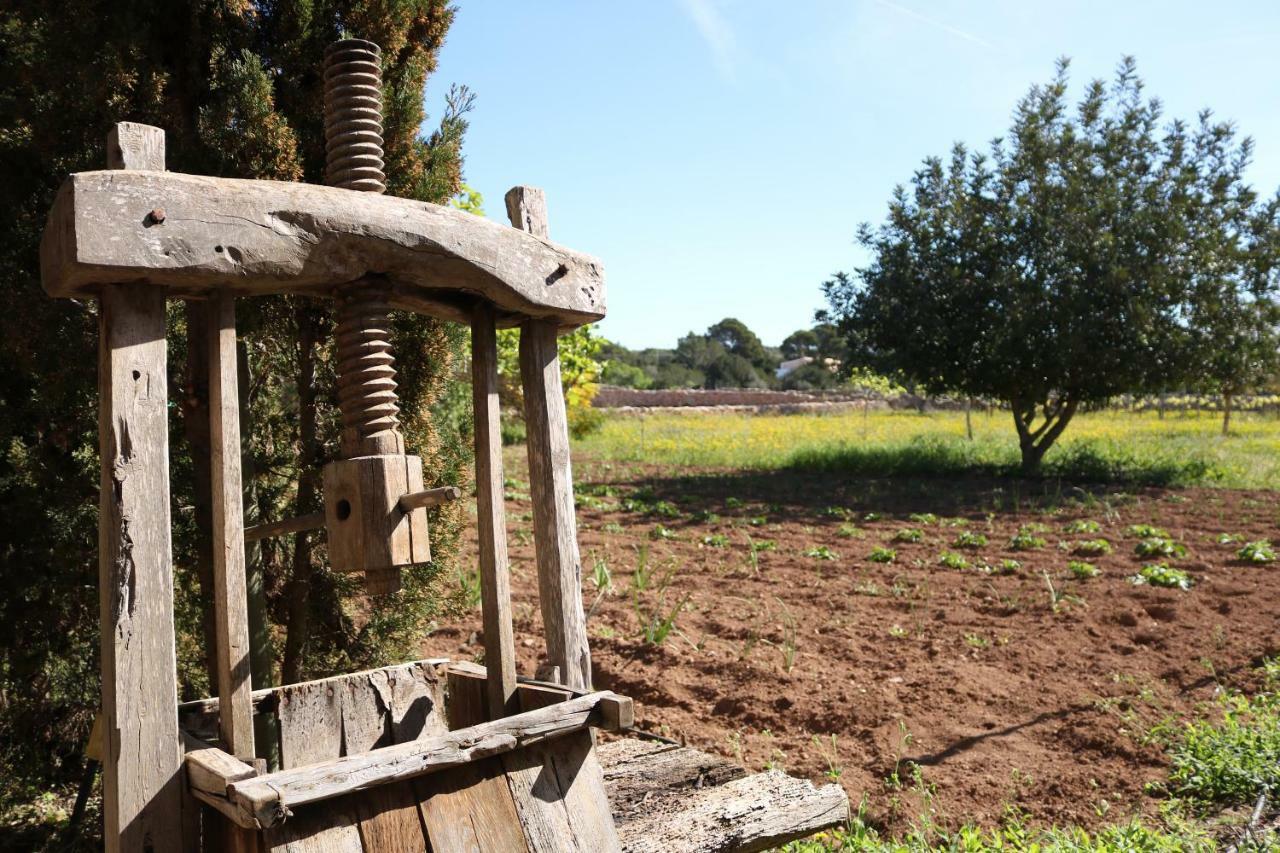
(107, 121, 166, 170)
(228, 691, 628, 827)
(177, 658, 451, 737)
(355, 784, 427, 853)
(417, 666, 528, 853)
(97, 121, 183, 853)
(609, 769, 849, 853)
(339, 670, 390, 755)
(471, 304, 519, 719)
(387, 662, 447, 742)
(351, 667, 428, 852)
(264, 801, 362, 853)
(504, 186, 550, 238)
(277, 679, 343, 770)
(209, 291, 255, 760)
(183, 733, 257, 795)
(508, 188, 592, 693)
(397, 485, 462, 512)
(40, 171, 606, 326)
(244, 512, 325, 543)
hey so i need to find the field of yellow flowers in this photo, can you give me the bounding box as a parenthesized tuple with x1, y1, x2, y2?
(577, 408, 1280, 488)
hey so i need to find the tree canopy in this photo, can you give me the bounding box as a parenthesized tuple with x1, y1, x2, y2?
(0, 0, 472, 815)
(823, 58, 1280, 472)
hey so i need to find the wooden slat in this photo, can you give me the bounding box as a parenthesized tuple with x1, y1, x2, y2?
(97, 121, 184, 853)
(264, 801, 363, 853)
(228, 691, 628, 827)
(508, 188, 593, 692)
(209, 291, 255, 761)
(339, 670, 390, 755)
(277, 680, 343, 770)
(471, 302, 519, 719)
(418, 667, 529, 852)
(352, 667, 429, 851)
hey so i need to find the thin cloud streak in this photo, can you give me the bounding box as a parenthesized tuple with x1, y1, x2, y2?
(873, 0, 994, 50)
(679, 0, 737, 80)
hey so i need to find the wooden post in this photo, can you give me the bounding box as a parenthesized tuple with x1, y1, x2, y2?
(99, 122, 184, 853)
(471, 302, 518, 717)
(208, 292, 255, 760)
(506, 186, 592, 691)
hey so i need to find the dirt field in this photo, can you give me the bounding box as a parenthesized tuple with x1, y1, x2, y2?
(420, 454, 1280, 832)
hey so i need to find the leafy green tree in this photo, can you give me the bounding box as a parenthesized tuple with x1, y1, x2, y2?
(781, 329, 820, 360)
(706, 318, 777, 376)
(824, 58, 1280, 473)
(0, 0, 472, 818)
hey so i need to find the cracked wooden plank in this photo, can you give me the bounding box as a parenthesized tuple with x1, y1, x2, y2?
(40, 171, 605, 326)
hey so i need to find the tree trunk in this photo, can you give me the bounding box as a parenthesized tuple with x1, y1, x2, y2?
(1011, 398, 1079, 476)
(282, 306, 321, 685)
(1222, 392, 1233, 436)
(964, 397, 973, 441)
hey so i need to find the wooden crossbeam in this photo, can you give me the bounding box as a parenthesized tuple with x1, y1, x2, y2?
(208, 690, 630, 828)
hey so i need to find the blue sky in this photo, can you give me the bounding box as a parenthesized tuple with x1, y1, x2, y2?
(430, 1, 1280, 349)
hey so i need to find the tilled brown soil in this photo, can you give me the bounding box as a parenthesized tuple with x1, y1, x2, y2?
(421, 458, 1280, 831)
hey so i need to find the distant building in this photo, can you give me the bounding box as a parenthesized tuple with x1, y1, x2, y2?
(776, 356, 841, 380)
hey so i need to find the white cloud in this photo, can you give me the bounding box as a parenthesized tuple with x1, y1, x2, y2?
(679, 0, 738, 80)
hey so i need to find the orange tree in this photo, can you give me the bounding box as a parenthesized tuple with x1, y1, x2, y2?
(823, 58, 1280, 473)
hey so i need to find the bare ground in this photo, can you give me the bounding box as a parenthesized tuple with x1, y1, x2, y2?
(420, 455, 1280, 832)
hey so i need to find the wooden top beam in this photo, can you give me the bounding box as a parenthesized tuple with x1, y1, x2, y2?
(40, 171, 606, 327)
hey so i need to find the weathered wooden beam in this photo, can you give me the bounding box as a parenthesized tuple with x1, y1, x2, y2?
(471, 302, 519, 719)
(600, 739, 850, 853)
(225, 690, 631, 827)
(40, 171, 605, 326)
(97, 123, 185, 853)
(509, 187, 594, 692)
(182, 733, 263, 832)
(208, 291, 255, 762)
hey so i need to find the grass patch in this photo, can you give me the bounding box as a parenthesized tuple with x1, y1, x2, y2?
(575, 409, 1280, 487)
(1155, 659, 1280, 810)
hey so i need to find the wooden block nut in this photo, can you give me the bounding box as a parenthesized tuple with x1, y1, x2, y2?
(323, 454, 430, 594)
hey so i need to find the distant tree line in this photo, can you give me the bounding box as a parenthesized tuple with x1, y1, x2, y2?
(601, 318, 851, 391)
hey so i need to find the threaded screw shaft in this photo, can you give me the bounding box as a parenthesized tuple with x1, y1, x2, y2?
(323, 39, 386, 193)
(324, 38, 401, 457)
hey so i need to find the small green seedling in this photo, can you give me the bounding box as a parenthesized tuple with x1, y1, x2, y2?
(937, 551, 968, 569)
(1068, 560, 1101, 579)
(693, 509, 721, 524)
(1216, 532, 1243, 545)
(953, 531, 988, 549)
(864, 512, 883, 522)
(909, 512, 939, 525)
(892, 528, 924, 543)
(1126, 524, 1169, 538)
(888, 624, 908, 638)
(1237, 540, 1276, 563)
(702, 533, 729, 548)
(1131, 563, 1193, 590)
(602, 522, 624, 534)
(1135, 537, 1187, 559)
(725, 497, 744, 509)
(804, 545, 838, 561)
(1010, 531, 1048, 550)
(837, 522, 864, 539)
(1073, 539, 1113, 556)
(869, 546, 897, 563)
(995, 558, 1022, 575)
(1064, 519, 1102, 534)
(650, 524, 678, 541)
